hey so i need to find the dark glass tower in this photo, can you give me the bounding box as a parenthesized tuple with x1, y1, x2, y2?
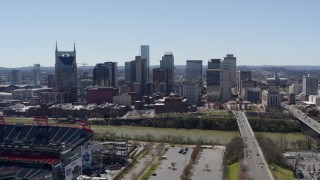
(55, 43, 77, 103)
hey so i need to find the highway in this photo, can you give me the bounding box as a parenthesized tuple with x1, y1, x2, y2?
(233, 111, 274, 180)
(282, 103, 320, 134)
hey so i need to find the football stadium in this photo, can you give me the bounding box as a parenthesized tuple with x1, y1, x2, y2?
(0, 116, 94, 180)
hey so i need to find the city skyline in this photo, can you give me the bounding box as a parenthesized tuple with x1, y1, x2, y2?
(0, 0, 319, 67)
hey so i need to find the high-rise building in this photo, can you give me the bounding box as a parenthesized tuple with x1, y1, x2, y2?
(207, 59, 221, 86)
(239, 70, 252, 92)
(186, 60, 202, 85)
(223, 54, 237, 87)
(182, 83, 199, 104)
(33, 64, 41, 86)
(48, 74, 55, 88)
(55, 43, 77, 103)
(135, 56, 144, 85)
(289, 83, 302, 95)
(125, 61, 137, 84)
(93, 62, 117, 87)
(141, 45, 150, 83)
(302, 76, 318, 95)
(9, 69, 22, 85)
(220, 63, 232, 102)
(124, 56, 145, 95)
(206, 59, 221, 100)
(153, 67, 168, 94)
(160, 52, 174, 95)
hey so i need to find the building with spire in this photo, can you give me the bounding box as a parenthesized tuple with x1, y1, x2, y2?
(55, 42, 78, 103)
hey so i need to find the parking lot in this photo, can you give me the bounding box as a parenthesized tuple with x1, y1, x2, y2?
(150, 146, 192, 180)
(191, 146, 225, 180)
(286, 151, 320, 179)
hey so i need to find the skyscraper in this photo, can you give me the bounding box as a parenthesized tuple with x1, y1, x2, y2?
(153, 67, 168, 94)
(220, 63, 233, 102)
(223, 54, 237, 87)
(207, 59, 221, 86)
(186, 60, 202, 85)
(206, 59, 221, 100)
(141, 45, 150, 83)
(160, 52, 174, 95)
(55, 43, 77, 103)
(93, 62, 117, 87)
(302, 76, 318, 95)
(33, 64, 41, 86)
(9, 69, 22, 85)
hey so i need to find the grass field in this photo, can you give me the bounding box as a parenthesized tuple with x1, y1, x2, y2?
(228, 162, 240, 180)
(272, 164, 295, 180)
(92, 125, 239, 144)
(258, 132, 308, 145)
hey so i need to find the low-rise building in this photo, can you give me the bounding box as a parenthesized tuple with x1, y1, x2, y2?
(242, 87, 261, 103)
(113, 93, 132, 106)
(86, 87, 118, 104)
(154, 94, 188, 113)
(262, 89, 282, 108)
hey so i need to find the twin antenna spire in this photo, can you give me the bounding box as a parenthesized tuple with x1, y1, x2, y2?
(55, 41, 76, 52)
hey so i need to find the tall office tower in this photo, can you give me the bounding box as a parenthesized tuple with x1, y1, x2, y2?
(206, 59, 221, 100)
(223, 54, 237, 87)
(9, 69, 22, 85)
(160, 52, 174, 95)
(48, 74, 55, 88)
(239, 70, 252, 92)
(93, 62, 117, 87)
(125, 62, 131, 84)
(125, 60, 137, 84)
(33, 64, 41, 86)
(55, 43, 77, 103)
(220, 63, 233, 102)
(302, 76, 318, 95)
(135, 56, 145, 85)
(141, 45, 150, 83)
(186, 60, 202, 85)
(153, 67, 168, 94)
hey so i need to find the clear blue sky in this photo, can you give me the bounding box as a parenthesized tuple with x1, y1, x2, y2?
(0, 0, 319, 67)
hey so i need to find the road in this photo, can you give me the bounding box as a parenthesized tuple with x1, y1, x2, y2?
(233, 111, 274, 180)
(282, 103, 320, 134)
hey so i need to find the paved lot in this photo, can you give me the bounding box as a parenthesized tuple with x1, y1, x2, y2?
(191, 146, 225, 180)
(150, 146, 191, 180)
(286, 151, 320, 179)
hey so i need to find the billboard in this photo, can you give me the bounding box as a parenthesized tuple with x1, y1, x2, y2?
(81, 145, 93, 167)
(64, 157, 82, 180)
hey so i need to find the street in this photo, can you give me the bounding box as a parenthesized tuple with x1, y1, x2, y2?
(282, 103, 320, 134)
(234, 111, 274, 180)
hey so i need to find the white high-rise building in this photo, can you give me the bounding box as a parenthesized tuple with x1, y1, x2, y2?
(223, 54, 237, 87)
(289, 83, 302, 95)
(33, 64, 40, 86)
